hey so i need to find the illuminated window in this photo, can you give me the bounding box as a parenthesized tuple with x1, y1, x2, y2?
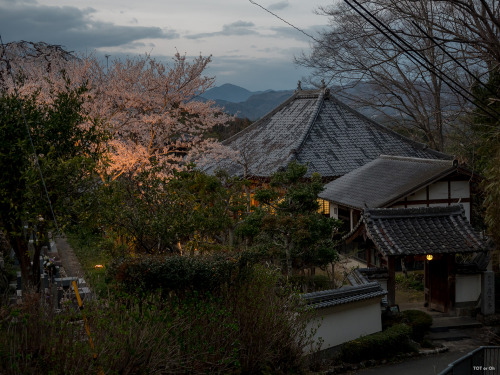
(318, 198, 330, 215)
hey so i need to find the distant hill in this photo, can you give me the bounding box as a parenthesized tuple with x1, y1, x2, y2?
(199, 84, 294, 121)
(200, 83, 261, 103)
(215, 91, 294, 121)
(198, 83, 402, 122)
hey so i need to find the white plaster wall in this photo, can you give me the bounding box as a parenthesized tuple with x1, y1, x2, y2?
(429, 182, 448, 199)
(407, 189, 427, 201)
(462, 202, 471, 222)
(330, 203, 339, 219)
(307, 299, 382, 350)
(450, 181, 469, 199)
(406, 183, 471, 221)
(456, 274, 482, 303)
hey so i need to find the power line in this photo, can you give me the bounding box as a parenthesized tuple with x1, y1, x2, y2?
(410, 20, 497, 97)
(249, 0, 500, 121)
(248, 0, 323, 45)
(345, 0, 500, 120)
(0, 36, 61, 235)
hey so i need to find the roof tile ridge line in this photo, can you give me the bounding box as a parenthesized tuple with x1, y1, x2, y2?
(326, 94, 453, 160)
(379, 155, 455, 164)
(362, 215, 388, 256)
(284, 88, 326, 166)
(303, 281, 383, 298)
(448, 213, 482, 249)
(367, 205, 462, 219)
(380, 165, 458, 208)
(221, 90, 302, 145)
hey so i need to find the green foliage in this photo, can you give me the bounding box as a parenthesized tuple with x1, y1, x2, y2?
(231, 264, 314, 374)
(65, 232, 111, 296)
(86, 167, 250, 255)
(289, 274, 333, 292)
(395, 272, 424, 291)
(206, 117, 253, 141)
(107, 251, 260, 297)
(0, 86, 107, 285)
(237, 161, 341, 276)
(340, 324, 415, 363)
(402, 310, 433, 343)
(471, 69, 500, 244)
(0, 291, 240, 375)
(0, 265, 316, 374)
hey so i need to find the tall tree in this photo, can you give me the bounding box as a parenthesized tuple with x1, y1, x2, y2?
(0, 85, 106, 287)
(297, 0, 478, 151)
(237, 162, 340, 277)
(93, 168, 249, 255)
(472, 69, 500, 245)
(0, 41, 233, 181)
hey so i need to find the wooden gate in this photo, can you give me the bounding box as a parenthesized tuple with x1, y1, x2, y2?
(426, 254, 455, 313)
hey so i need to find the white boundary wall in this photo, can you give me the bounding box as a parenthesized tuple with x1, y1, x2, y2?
(456, 274, 482, 303)
(307, 298, 382, 351)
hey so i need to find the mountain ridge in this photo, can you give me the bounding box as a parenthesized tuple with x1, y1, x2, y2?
(199, 84, 294, 120)
(199, 83, 399, 122)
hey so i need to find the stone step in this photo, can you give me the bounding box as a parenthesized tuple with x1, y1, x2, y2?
(431, 316, 482, 332)
(428, 329, 472, 341)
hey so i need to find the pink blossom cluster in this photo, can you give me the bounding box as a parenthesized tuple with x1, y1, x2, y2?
(1, 42, 239, 180)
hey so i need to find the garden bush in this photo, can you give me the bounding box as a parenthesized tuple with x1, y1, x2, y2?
(0, 291, 240, 375)
(289, 274, 333, 292)
(231, 265, 314, 373)
(395, 272, 424, 291)
(402, 309, 433, 342)
(107, 251, 259, 298)
(340, 324, 416, 363)
(0, 264, 315, 374)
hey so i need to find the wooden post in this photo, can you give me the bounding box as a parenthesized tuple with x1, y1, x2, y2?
(387, 256, 396, 306)
(366, 247, 372, 268)
(424, 258, 430, 307)
(447, 254, 456, 312)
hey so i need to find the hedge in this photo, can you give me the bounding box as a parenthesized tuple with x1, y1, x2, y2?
(107, 251, 260, 297)
(340, 324, 415, 363)
(402, 309, 433, 342)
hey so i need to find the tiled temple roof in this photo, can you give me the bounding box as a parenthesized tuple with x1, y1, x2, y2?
(362, 205, 487, 256)
(302, 282, 387, 309)
(204, 89, 451, 179)
(319, 155, 459, 209)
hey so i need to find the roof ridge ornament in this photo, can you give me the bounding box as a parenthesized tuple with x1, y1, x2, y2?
(321, 79, 330, 97)
(297, 80, 302, 91)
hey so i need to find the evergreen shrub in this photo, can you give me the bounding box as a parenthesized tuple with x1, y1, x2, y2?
(340, 324, 415, 363)
(402, 309, 433, 342)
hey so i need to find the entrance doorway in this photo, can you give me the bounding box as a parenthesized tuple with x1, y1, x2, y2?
(425, 254, 454, 313)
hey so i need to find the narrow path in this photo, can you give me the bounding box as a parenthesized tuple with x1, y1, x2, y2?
(348, 349, 473, 375)
(348, 326, 497, 374)
(55, 236, 85, 279)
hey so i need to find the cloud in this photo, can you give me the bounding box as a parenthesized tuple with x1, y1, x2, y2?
(267, 25, 325, 43)
(185, 20, 258, 39)
(268, 1, 290, 11)
(0, 1, 179, 50)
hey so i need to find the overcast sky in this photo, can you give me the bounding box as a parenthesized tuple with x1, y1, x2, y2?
(0, 0, 333, 91)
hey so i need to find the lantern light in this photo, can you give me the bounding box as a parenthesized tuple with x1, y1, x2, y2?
(94, 264, 104, 269)
(426, 254, 433, 261)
